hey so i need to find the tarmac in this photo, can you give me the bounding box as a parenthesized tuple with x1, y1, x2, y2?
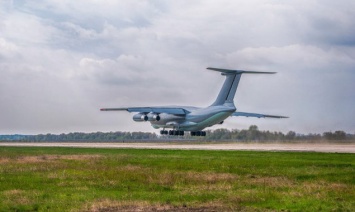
(0, 142, 354, 153)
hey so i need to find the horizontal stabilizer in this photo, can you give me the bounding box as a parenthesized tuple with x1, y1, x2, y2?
(232, 112, 288, 119)
(207, 67, 276, 74)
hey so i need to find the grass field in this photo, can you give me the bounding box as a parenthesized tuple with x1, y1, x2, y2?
(0, 147, 354, 211)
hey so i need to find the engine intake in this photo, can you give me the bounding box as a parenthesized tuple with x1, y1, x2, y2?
(132, 113, 148, 122)
(147, 113, 160, 121)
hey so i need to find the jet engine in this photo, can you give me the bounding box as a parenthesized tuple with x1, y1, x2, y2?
(147, 113, 160, 121)
(132, 113, 148, 122)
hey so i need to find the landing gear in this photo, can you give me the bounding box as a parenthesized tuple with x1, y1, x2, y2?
(160, 130, 168, 135)
(190, 131, 206, 136)
(160, 130, 184, 136)
(161, 130, 206, 136)
(169, 130, 184, 136)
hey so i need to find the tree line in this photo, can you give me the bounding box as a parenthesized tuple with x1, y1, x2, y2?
(1, 125, 353, 142)
(202, 126, 352, 141)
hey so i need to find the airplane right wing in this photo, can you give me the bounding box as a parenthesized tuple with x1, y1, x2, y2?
(232, 112, 288, 119)
(100, 107, 190, 115)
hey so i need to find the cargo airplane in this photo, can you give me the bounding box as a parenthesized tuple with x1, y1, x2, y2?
(101, 67, 288, 136)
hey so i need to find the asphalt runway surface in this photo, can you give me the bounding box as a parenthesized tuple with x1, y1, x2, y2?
(0, 142, 354, 153)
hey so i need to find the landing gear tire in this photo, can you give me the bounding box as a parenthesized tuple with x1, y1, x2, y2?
(166, 130, 184, 136)
(160, 130, 168, 135)
(190, 131, 206, 136)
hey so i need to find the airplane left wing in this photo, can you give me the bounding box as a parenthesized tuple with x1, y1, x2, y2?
(100, 107, 190, 115)
(232, 112, 288, 119)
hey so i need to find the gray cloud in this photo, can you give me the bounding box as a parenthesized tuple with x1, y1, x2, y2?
(0, 0, 354, 134)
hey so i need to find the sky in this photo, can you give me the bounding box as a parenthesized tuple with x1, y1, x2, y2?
(0, 0, 354, 134)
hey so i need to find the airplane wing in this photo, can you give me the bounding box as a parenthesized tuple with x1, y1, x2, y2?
(100, 107, 190, 115)
(232, 112, 288, 119)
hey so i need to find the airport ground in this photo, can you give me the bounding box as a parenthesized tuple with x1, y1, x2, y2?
(0, 144, 354, 211)
(0, 142, 355, 153)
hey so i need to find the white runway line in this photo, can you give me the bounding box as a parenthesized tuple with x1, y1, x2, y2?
(0, 142, 354, 153)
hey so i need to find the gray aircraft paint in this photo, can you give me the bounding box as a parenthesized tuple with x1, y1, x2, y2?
(101, 68, 287, 133)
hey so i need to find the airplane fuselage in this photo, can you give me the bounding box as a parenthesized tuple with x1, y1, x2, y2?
(150, 104, 236, 131)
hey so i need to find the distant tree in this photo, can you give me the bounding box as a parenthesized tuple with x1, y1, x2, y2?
(236, 130, 248, 140)
(247, 125, 260, 140)
(208, 128, 231, 140)
(334, 131, 346, 140)
(334, 131, 345, 140)
(323, 131, 346, 140)
(286, 131, 296, 140)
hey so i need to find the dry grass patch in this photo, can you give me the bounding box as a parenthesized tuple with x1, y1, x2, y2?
(83, 199, 228, 212)
(3, 189, 24, 196)
(117, 164, 147, 172)
(2, 189, 31, 205)
(279, 181, 352, 201)
(328, 182, 349, 191)
(300, 181, 352, 197)
(143, 171, 238, 187)
(184, 171, 238, 184)
(181, 172, 239, 185)
(0, 154, 102, 164)
(0, 158, 10, 164)
(247, 176, 294, 188)
(179, 183, 234, 195)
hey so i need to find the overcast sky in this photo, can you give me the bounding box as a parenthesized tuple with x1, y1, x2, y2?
(1, 0, 354, 134)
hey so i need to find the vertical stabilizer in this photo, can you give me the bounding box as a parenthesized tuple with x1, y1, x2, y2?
(207, 67, 276, 106)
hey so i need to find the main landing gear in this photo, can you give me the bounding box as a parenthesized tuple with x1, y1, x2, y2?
(190, 131, 206, 136)
(160, 130, 184, 136)
(160, 130, 206, 136)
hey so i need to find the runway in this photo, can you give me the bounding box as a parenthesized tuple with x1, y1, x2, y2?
(0, 142, 354, 153)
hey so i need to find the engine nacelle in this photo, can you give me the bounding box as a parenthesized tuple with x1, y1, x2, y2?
(132, 113, 148, 122)
(147, 113, 160, 121)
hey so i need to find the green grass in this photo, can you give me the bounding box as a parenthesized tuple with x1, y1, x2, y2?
(0, 147, 354, 211)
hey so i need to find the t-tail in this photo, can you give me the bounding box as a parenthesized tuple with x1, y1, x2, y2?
(207, 67, 276, 106)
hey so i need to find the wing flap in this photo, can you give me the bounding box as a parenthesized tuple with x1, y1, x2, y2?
(232, 112, 288, 119)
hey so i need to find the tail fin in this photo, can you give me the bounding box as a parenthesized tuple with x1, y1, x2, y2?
(207, 67, 275, 106)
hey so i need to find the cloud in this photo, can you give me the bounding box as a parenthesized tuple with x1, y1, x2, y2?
(0, 0, 354, 134)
